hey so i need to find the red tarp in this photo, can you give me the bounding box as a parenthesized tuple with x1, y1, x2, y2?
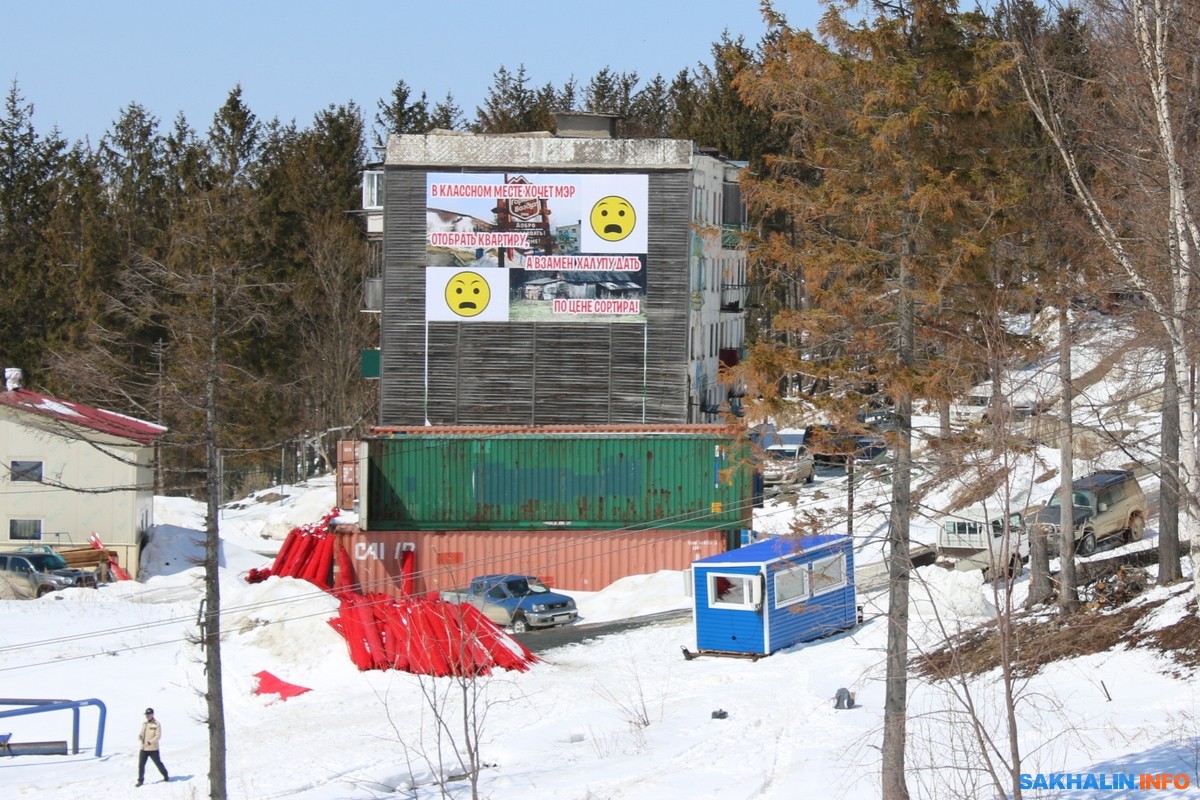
(253, 670, 311, 700)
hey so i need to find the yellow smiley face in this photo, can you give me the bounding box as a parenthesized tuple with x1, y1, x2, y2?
(444, 271, 491, 317)
(589, 195, 636, 242)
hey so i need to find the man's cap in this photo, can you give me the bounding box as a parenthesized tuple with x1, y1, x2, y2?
(145, 708, 154, 714)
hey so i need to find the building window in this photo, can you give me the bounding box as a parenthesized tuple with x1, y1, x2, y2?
(9, 519, 42, 540)
(362, 170, 384, 210)
(775, 565, 809, 608)
(708, 572, 758, 609)
(811, 553, 848, 596)
(10, 460, 42, 482)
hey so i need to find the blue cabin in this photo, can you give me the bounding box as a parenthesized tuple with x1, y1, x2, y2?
(690, 534, 857, 657)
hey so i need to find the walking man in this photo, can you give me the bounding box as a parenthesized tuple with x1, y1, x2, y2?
(137, 707, 169, 786)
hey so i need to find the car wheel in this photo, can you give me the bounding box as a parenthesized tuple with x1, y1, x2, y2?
(510, 614, 528, 634)
(1078, 531, 1097, 557)
(36, 585, 54, 598)
(1127, 515, 1145, 543)
(1007, 553, 1023, 579)
(805, 469, 816, 485)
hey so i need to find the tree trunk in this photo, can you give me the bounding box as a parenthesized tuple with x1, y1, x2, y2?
(881, 256, 913, 800)
(1159, 354, 1182, 583)
(1057, 301, 1078, 613)
(205, 270, 228, 800)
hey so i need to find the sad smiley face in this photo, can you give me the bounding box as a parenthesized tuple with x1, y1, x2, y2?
(444, 270, 491, 317)
(589, 195, 636, 242)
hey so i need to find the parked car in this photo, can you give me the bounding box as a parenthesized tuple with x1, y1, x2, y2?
(935, 507, 1028, 578)
(951, 373, 1054, 429)
(442, 574, 578, 633)
(0, 550, 98, 598)
(1028, 469, 1147, 556)
(761, 443, 816, 489)
(803, 412, 892, 465)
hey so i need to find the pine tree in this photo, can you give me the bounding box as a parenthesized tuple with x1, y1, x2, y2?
(738, 3, 1021, 796)
(430, 92, 465, 131)
(0, 80, 67, 378)
(374, 79, 431, 143)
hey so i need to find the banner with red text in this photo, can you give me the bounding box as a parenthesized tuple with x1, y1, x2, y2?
(425, 172, 647, 323)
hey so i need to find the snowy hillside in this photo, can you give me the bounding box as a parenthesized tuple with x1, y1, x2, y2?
(1, 310, 1196, 799)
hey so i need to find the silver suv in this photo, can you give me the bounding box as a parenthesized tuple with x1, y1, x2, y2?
(0, 551, 98, 598)
(1029, 470, 1147, 556)
(761, 444, 816, 489)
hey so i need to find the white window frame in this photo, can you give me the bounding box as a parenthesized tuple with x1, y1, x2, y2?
(774, 564, 810, 609)
(810, 552, 848, 597)
(10, 460, 43, 482)
(362, 170, 384, 210)
(707, 572, 759, 610)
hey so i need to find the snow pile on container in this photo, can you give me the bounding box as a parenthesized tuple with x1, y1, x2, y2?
(246, 513, 538, 677)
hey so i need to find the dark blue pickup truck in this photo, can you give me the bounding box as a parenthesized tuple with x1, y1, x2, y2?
(443, 574, 578, 633)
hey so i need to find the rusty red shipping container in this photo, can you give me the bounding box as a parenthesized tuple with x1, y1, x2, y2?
(332, 526, 726, 596)
(336, 440, 359, 511)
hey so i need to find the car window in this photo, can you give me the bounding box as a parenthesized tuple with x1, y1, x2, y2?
(27, 553, 67, 571)
(505, 578, 530, 595)
(486, 585, 507, 600)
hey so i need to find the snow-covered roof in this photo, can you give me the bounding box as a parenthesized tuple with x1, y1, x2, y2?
(0, 388, 166, 445)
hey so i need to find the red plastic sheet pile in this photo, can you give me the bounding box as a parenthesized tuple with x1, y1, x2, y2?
(244, 511, 538, 677)
(327, 593, 539, 677)
(246, 510, 340, 586)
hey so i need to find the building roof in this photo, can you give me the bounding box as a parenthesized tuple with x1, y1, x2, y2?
(0, 388, 166, 445)
(695, 534, 849, 567)
(369, 423, 742, 437)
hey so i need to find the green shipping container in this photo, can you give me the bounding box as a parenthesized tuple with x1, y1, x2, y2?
(364, 426, 753, 531)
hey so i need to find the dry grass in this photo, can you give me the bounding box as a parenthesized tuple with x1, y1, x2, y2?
(916, 580, 1200, 681)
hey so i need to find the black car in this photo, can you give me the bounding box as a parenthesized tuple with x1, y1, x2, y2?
(803, 413, 892, 465)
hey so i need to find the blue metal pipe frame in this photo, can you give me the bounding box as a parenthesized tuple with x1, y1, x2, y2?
(0, 698, 107, 757)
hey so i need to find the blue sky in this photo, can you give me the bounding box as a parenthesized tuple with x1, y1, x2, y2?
(3, 1, 823, 145)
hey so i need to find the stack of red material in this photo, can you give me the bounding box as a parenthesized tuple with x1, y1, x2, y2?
(246, 510, 340, 586)
(327, 593, 538, 676)
(245, 511, 538, 676)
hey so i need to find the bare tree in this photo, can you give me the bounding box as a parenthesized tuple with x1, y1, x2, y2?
(1006, 0, 1200, 596)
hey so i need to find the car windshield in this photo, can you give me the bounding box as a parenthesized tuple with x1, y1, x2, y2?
(504, 577, 549, 595)
(1047, 490, 1094, 509)
(767, 447, 799, 461)
(25, 553, 68, 571)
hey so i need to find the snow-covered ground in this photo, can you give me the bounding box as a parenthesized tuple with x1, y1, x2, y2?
(1, 311, 1195, 799)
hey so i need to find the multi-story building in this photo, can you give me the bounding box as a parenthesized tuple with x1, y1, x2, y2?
(366, 112, 748, 426)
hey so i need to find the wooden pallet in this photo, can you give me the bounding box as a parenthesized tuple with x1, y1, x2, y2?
(680, 646, 763, 662)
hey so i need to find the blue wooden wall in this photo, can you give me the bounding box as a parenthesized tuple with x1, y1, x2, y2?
(693, 535, 856, 656)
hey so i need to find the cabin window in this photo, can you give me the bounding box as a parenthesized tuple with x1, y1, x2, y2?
(774, 565, 809, 609)
(10, 460, 42, 482)
(9, 519, 41, 540)
(811, 553, 848, 596)
(707, 573, 757, 609)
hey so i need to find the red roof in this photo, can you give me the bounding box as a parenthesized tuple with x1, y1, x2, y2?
(0, 388, 167, 445)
